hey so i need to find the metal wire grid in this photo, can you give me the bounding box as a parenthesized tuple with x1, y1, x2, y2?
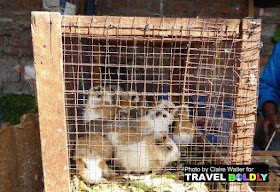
(61, 16, 259, 191)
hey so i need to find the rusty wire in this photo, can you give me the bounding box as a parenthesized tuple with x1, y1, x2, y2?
(61, 16, 261, 192)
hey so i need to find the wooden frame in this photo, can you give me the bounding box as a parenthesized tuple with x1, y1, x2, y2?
(229, 19, 261, 191)
(250, 151, 280, 191)
(32, 12, 261, 192)
(31, 12, 70, 192)
(62, 16, 241, 38)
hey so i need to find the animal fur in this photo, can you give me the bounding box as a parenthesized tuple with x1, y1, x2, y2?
(105, 133, 180, 173)
(74, 134, 114, 183)
(172, 105, 195, 145)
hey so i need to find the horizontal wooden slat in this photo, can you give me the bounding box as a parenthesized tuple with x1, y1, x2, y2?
(252, 151, 280, 157)
(62, 16, 240, 38)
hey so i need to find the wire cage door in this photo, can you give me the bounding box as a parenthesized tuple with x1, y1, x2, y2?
(32, 12, 261, 192)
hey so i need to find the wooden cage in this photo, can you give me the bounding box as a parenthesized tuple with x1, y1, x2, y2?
(31, 12, 262, 192)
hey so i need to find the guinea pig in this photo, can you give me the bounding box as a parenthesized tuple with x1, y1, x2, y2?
(83, 85, 117, 122)
(91, 107, 174, 134)
(107, 134, 180, 173)
(138, 108, 175, 134)
(119, 91, 140, 108)
(171, 105, 196, 145)
(109, 85, 140, 108)
(74, 134, 114, 183)
(102, 108, 174, 134)
(86, 102, 174, 134)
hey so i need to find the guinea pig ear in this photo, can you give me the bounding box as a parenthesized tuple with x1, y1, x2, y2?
(165, 145, 173, 152)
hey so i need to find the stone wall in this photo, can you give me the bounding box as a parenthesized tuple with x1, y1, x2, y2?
(0, 0, 41, 95)
(0, 0, 278, 94)
(254, 6, 280, 72)
(96, 0, 248, 18)
(0, 19, 34, 94)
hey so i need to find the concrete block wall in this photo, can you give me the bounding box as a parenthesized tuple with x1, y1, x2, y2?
(0, 0, 41, 95)
(0, 0, 278, 94)
(96, 0, 248, 18)
(0, 19, 34, 94)
(254, 6, 280, 72)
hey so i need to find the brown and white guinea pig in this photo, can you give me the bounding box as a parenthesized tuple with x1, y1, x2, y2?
(83, 85, 117, 122)
(171, 105, 196, 145)
(74, 134, 114, 183)
(138, 108, 174, 134)
(106, 133, 180, 173)
(83, 86, 140, 122)
(119, 90, 140, 108)
(98, 107, 174, 134)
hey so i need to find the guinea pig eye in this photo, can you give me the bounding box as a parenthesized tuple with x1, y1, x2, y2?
(166, 146, 173, 151)
(97, 94, 101, 98)
(163, 114, 167, 118)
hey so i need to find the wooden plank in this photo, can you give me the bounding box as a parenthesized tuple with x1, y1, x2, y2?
(0, 114, 43, 192)
(252, 150, 280, 157)
(31, 12, 70, 192)
(252, 156, 279, 167)
(229, 19, 261, 192)
(61, 16, 240, 38)
(0, 126, 17, 192)
(15, 114, 44, 192)
(250, 161, 280, 192)
(251, 169, 280, 192)
(248, 0, 254, 17)
(251, 152, 280, 191)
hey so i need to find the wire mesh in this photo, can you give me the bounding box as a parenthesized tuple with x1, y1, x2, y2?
(61, 16, 260, 191)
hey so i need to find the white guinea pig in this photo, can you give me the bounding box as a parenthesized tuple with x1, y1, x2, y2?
(138, 108, 174, 134)
(74, 134, 114, 183)
(107, 134, 180, 173)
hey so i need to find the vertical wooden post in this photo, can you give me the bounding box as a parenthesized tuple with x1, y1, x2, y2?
(248, 0, 254, 17)
(229, 19, 261, 191)
(31, 12, 70, 192)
